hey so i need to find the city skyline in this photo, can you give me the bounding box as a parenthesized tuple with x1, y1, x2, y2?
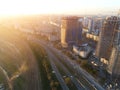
(0, 8, 120, 89)
(0, 0, 120, 16)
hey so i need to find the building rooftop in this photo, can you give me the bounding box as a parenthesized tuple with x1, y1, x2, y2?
(62, 16, 80, 20)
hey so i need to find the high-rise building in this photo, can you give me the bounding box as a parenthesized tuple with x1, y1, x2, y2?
(88, 19, 93, 33)
(107, 16, 120, 77)
(95, 16, 116, 61)
(61, 16, 82, 47)
(88, 18, 95, 33)
(83, 17, 89, 28)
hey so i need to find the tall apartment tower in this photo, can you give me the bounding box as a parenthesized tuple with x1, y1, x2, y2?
(88, 18, 95, 33)
(61, 17, 82, 47)
(107, 16, 120, 77)
(95, 17, 116, 61)
(88, 19, 93, 33)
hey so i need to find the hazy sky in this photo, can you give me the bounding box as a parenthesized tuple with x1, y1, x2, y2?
(0, 0, 119, 16)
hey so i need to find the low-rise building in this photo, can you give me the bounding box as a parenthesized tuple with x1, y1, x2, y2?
(73, 44, 92, 58)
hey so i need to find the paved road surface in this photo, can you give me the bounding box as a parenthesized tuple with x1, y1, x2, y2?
(48, 42, 105, 90)
(38, 42, 69, 90)
(48, 48, 86, 90)
(29, 37, 104, 90)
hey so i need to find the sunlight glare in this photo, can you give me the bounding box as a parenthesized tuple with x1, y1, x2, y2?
(0, 0, 71, 16)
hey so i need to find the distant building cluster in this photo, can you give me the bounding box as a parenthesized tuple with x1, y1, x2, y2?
(60, 15, 120, 79)
(16, 14, 120, 80)
(83, 17, 103, 35)
(28, 15, 120, 79)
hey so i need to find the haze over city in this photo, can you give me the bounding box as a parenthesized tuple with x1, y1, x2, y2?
(0, 0, 120, 90)
(0, 0, 120, 16)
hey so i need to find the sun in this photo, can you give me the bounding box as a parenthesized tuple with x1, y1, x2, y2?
(0, 0, 68, 17)
(0, 0, 80, 17)
(0, 0, 46, 16)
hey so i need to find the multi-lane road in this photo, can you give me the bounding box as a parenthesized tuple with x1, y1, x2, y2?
(46, 49, 69, 90)
(39, 42, 84, 90)
(29, 37, 104, 90)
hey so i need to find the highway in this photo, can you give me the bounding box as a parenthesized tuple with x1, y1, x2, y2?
(50, 45, 104, 90)
(29, 37, 104, 90)
(45, 43, 95, 90)
(53, 49, 104, 90)
(30, 38, 85, 90)
(45, 49, 69, 90)
(32, 39, 70, 90)
(50, 44, 104, 90)
(46, 46, 84, 90)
